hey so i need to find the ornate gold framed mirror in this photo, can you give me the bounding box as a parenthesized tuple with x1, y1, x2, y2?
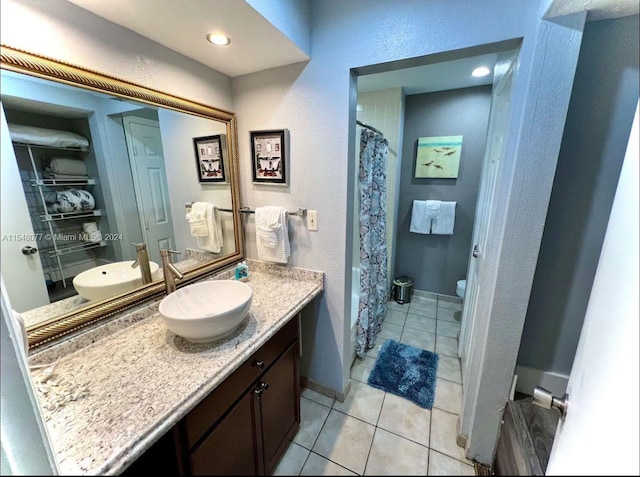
(0, 45, 244, 350)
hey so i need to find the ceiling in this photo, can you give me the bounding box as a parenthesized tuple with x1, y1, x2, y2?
(65, 0, 309, 78)
(65, 0, 637, 81)
(358, 53, 497, 96)
(545, 0, 639, 21)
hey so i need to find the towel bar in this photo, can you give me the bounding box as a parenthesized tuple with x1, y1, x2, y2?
(185, 202, 232, 213)
(239, 206, 307, 217)
(185, 203, 306, 217)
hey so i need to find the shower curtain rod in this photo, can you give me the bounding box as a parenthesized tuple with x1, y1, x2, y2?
(356, 120, 384, 136)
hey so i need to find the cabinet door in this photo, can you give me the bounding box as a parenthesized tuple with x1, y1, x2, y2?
(190, 390, 261, 476)
(257, 342, 300, 475)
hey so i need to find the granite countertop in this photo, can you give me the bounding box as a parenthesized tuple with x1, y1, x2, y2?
(28, 262, 323, 475)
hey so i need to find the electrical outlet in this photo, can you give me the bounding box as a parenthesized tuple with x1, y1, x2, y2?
(307, 210, 318, 231)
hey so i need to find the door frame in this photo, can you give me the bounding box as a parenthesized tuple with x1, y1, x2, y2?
(459, 12, 587, 463)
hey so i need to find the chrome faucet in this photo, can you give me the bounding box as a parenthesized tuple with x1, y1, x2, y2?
(160, 249, 184, 294)
(131, 243, 153, 285)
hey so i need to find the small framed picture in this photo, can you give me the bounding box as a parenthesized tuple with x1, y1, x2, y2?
(193, 134, 226, 183)
(250, 129, 288, 185)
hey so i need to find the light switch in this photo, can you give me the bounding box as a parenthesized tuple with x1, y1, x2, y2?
(307, 210, 318, 231)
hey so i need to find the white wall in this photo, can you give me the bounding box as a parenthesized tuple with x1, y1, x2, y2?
(1, 281, 57, 475)
(245, 0, 311, 57)
(158, 110, 236, 257)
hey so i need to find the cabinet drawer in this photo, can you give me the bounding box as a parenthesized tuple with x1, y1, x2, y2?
(184, 316, 299, 449)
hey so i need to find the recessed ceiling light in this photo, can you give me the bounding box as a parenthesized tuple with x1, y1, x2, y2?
(472, 66, 491, 78)
(206, 33, 230, 46)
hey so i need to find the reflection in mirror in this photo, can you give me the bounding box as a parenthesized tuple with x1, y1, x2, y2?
(0, 67, 240, 337)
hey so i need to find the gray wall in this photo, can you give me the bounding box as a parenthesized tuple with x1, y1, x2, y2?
(518, 15, 640, 376)
(394, 86, 492, 295)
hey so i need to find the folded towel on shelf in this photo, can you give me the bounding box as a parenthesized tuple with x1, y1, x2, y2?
(410, 200, 432, 234)
(47, 158, 88, 176)
(186, 202, 209, 237)
(255, 206, 290, 263)
(196, 203, 224, 253)
(8, 124, 90, 149)
(42, 172, 89, 180)
(431, 201, 456, 235)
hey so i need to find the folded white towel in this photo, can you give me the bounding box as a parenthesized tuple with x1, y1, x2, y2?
(186, 202, 209, 237)
(425, 200, 441, 218)
(255, 206, 290, 263)
(196, 203, 224, 253)
(48, 158, 87, 176)
(431, 201, 456, 235)
(410, 200, 432, 234)
(8, 124, 90, 149)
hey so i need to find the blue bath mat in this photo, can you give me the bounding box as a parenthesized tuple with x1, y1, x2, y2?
(367, 339, 439, 409)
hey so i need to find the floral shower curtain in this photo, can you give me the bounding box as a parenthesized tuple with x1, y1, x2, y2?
(356, 129, 388, 357)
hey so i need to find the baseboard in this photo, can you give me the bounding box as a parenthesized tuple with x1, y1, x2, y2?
(413, 288, 462, 304)
(514, 365, 569, 397)
(300, 376, 351, 403)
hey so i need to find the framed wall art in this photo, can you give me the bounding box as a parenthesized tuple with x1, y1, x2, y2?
(250, 129, 288, 185)
(193, 134, 226, 183)
(414, 135, 463, 179)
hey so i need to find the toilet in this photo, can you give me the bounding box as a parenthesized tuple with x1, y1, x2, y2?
(456, 279, 466, 299)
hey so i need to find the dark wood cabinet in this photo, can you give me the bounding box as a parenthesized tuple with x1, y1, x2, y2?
(190, 390, 261, 475)
(124, 317, 301, 476)
(257, 344, 300, 476)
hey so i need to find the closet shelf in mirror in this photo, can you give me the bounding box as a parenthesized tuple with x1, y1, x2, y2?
(11, 141, 88, 152)
(39, 209, 102, 222)
(42, 240, 107, 257)
(30, 178, 96, 187)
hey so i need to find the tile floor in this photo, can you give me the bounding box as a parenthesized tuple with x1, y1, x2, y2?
(274, 295, 475, 476)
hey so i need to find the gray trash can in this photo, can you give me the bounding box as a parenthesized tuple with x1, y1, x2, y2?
(392, 277, 413, 304)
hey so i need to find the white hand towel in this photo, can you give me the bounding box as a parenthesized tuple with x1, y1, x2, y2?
(431, 201, 456, 235)
(186, 202, 208, 237)
(410, 200, 432, 234)
(255, 206, 290, 263)
(196, 203, 224, 253)
(425, 200, 441, 218)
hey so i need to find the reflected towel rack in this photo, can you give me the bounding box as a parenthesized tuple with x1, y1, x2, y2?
(239, 206, 307, 218)
(185, 203, 306, 217)
(185, 202, 232, 213)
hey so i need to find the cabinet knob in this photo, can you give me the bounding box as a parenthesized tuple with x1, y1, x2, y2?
(255, 360, 265, 370)
(22, 246, 38, 255)
(260, 381, 270, 391)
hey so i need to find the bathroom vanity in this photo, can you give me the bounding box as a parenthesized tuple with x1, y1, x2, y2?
(125, 317, 300, 476)
(27, 262, 323, 475)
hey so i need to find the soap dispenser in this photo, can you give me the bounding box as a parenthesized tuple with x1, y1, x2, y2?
(235, 261, 249, 281)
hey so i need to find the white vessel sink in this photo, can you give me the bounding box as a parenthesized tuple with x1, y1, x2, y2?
(159, 280, 253, 343)
(73, 260, 160, 301)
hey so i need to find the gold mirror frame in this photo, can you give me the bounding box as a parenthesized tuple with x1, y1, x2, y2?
(1, 45, 245, 350)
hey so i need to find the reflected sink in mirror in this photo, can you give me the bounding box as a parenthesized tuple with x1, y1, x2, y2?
(159, 280, 253, 343)
(72, 260, 161, 302)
